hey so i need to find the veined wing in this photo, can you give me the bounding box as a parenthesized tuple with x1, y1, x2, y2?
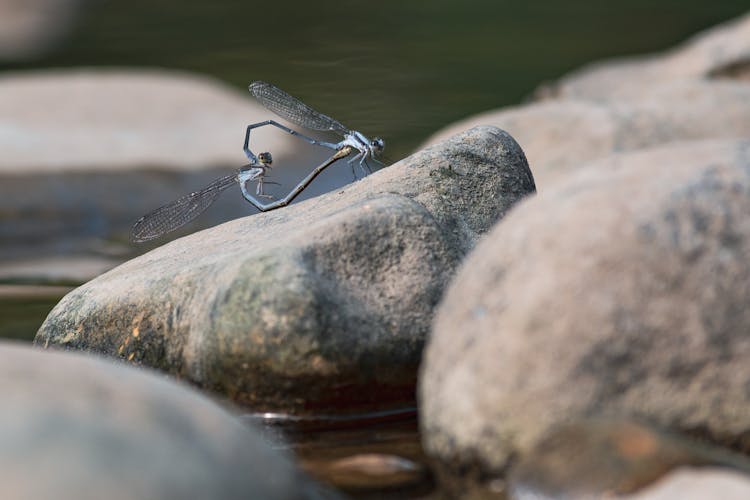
(130, 173, 238, 243)
(249, 81, 349, 134)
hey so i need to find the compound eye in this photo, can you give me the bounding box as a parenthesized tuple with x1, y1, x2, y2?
(259, 152, 273, 164)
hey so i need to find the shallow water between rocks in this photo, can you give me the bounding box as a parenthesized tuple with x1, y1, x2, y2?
(246, 412, 435, 498)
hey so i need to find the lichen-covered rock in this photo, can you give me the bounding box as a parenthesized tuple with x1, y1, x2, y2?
(422, 81, 750, 189)
(35, 126, 535, 414)
(420, 134, 750, 476)
(539, 11, 750, 100)
(0, 341, 325, 500)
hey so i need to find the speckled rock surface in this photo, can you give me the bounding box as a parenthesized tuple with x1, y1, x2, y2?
(420, 135, 750, 476)
(539, 11, 750, 100)
(422, 80, 750, 190)
(0, 341, 325, 500)
(35, 126, 535, 414)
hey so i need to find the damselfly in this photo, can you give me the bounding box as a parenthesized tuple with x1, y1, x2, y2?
(244, 81, 385, 177)
(130, 148, 352, 243)
(130, 152, 274, 242)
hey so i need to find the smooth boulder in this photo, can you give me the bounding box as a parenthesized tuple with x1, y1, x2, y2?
(35, 126, 536, 414)
(420, 135, 750, 476)
(0, 341, 323, 500)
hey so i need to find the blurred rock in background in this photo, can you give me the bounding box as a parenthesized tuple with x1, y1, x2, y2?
(0, 0, 83, 61)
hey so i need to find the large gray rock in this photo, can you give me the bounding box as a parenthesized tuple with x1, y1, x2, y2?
(35, 126, 536, 414)
(0, 341, 323, 500)
(422, 80, 750, 189)
(420, 135, 750, 477)
(540, 11, 750, 100)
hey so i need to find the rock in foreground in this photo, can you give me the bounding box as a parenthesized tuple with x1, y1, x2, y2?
(0, 341, 322, 500)
(622, 468, 750, 500)
(420, 134, 750, 477)
(36, 126, 535, 414)
(509, 419, 750, 499)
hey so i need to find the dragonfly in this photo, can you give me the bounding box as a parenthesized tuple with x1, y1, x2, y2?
(130, 152, 275, 243)
(244, 81, 386, 178)
(130, 148, 352, 243)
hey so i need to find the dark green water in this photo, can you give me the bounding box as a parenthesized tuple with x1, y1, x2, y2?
(0, 297, 60, 341)
(3, 1, 748, 159)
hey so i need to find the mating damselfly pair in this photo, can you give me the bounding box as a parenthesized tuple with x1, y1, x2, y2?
(130, 82, 386, 243)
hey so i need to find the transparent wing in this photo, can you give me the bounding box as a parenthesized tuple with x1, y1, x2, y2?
(130, 173, 238, 243)
(249, 81, 349, 134)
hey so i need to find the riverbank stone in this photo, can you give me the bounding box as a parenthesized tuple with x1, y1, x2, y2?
(0, 341, 327, 500)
